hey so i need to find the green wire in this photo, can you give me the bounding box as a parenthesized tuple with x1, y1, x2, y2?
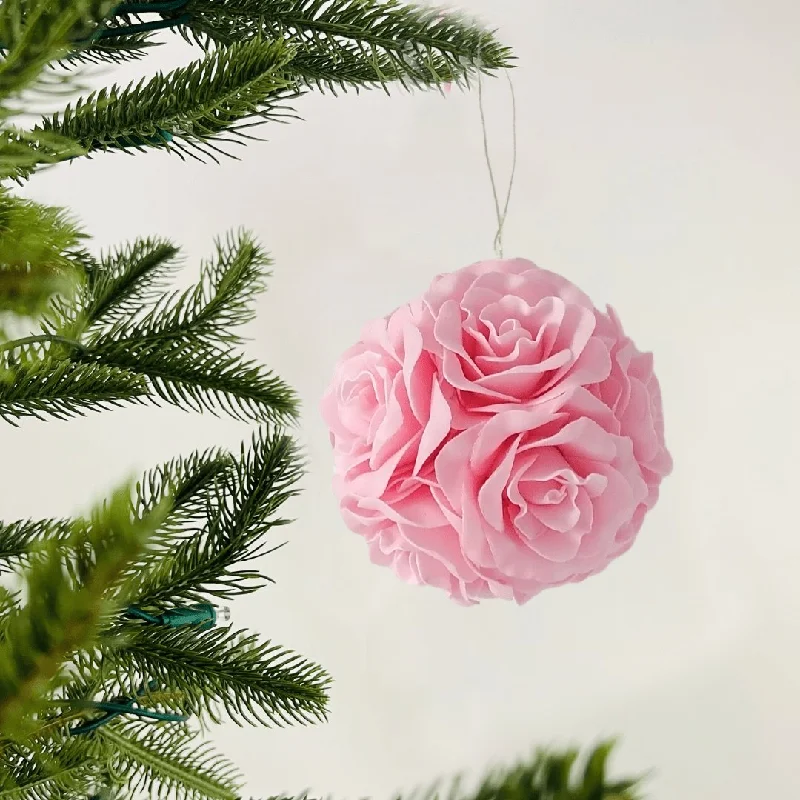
(124, 603, 220, 630)
(0, 0, 192, 51)
(124, 607, 160, 624)
(115, 0, 191, 13)
(92, 14, 191, 41)
(69, 605, 223, 734)
(69, 681, 189, 735)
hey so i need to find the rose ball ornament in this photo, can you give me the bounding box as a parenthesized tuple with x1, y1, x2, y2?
(321, 259, 672, 604)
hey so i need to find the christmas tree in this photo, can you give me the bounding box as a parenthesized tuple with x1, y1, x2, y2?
(0, 1, 645, 798)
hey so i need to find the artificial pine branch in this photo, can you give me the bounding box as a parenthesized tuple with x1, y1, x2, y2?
(66, 230, 298, 424)
(0, 447, 230, 572)
(255, 743, 643, 800)
(0, 191, 86, 317)
(27, 0, 514, 96)
(0, 0, 105, 184)
(0, 736, 106, 800)
(0, 519, 72, 571)
(133, 447, 237, 534)
(59, 32, 162, 66)
(0, 358, 148, 425)
(0, 589, 18, 639)
(37, 237, 182, 362)
(71, 237, 183, 333)
(27, 2, 513, 163)
(0, 483, 169, 737)
(123, 428, 302, 606)
(285, 45, 461, 95)
(452, 741, 643, 800)
(180, 0, 514, 84)
(99, 623, 331, 727)
(99, 722, 242, 800)
(0, 229, 296, 426)
(37, 37, 302, 162)
(0, 0, 116, 107)
(0, 424, 327, 794)
(0, 128, 87, 182)
(86, 230, 272, 350)
(89, 340, 298, 423)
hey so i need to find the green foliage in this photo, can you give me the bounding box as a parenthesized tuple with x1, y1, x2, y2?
(0, 191, 86, 317)
(0, 358, 149, 424)
(0, 127, 87, 182)
(0, 425, 330, 800)
(0, 229, 298, 425)
(0, 425, 329, 798)
(395, 742, 643, 800)
(181, 0, 514, 90)
(24, 1, 514, 165)
(72, 237, 183, 333)
(123, 428, 303, 606)
(38, 37, 301, 162)
(90, 340, 298, 422)
(0, 518, 72, 570)
(0, 482, 169, 737)
(57, 0, 514, 92)
(61, 32, 161, 67)
(99, 721, 242, 800)
(133, 446, 236, 534)
(0, 0, 118, 179)
(99, 623, 331, 727)
(257, 743, 644, 800)
(456, 741, 643, 800)
(0, 0, 115, 107)
(89, 230, 270, 349)
(0, 735, 106, 800)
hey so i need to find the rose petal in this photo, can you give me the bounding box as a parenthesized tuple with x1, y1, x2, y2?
(526, 528, 583, 561)
(477, 433, 520, 531)
(398, 523, 482, 584)
(440, 348, 512, 400)
(434, 426, 480, 510)
(414, 379, 452, 474)
(470, 399, 569, 472)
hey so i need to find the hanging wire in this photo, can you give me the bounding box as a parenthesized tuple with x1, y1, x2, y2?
(477, 69, 518, 259)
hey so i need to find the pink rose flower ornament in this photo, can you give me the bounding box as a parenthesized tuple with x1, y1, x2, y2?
(321, 259, 672, 604)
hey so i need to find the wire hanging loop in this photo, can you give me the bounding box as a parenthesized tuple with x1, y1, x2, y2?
(477, 68, 518, 259)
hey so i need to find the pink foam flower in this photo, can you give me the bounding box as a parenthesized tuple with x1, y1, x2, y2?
(321, 259, 672, 604)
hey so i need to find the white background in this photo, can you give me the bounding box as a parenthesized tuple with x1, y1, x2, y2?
(6, 0, 800, 797)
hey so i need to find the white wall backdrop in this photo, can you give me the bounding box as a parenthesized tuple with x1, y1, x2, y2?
(6, 0, 800, 797)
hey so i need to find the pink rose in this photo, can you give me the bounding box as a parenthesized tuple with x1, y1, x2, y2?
(321, 259, 672, 604)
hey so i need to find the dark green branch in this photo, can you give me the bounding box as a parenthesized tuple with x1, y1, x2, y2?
(37, 37, 301, 161)
(103, 624, 330, 727)
(0, 333, 87, 355)
(123, 428, 302, 606)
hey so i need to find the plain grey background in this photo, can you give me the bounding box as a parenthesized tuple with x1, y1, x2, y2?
(5, 0, 800, 797)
